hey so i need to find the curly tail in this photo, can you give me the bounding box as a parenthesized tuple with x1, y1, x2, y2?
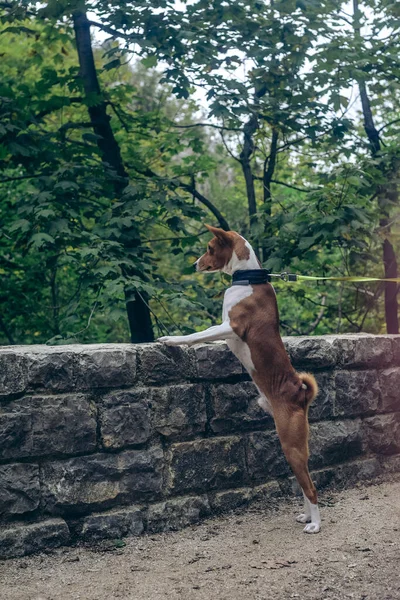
(298, 372, 318, 408)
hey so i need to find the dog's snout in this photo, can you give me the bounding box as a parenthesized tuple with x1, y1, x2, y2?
(193, 260, 198, 272)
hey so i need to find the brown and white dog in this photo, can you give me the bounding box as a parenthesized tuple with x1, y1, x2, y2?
(158, 225, 320, 533)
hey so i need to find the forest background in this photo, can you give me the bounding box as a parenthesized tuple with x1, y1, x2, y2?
(1, 0, 399, 345)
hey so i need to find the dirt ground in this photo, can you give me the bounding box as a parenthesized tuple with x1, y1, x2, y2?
(1, 477, 400, 600)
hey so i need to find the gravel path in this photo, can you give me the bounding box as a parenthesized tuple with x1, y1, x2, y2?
(1, 477, 400, 600)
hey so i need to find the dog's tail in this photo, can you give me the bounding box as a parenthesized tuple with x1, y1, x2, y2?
(298, 372, 318, 408)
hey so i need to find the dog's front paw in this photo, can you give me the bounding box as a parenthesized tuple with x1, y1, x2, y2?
(157, 336, 182, 346)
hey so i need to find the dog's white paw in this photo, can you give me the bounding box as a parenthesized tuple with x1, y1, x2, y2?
(296, 513, 311, 524)
(157, 336, 182, 346)
(303, 522, 321, 534)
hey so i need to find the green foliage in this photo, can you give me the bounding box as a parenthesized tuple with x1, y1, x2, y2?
(0, 0, 399, 343)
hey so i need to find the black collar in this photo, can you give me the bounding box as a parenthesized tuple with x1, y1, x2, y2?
(231, 269, 270, 286)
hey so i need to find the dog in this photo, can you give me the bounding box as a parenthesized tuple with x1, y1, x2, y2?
(158, 225, 320, 533)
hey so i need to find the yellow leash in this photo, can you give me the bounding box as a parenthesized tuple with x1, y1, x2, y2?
(270, 273, 400, 283)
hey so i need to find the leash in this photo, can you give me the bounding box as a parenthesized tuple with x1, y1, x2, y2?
(270, 272, 400, 284)
(232, 269, 400, 286)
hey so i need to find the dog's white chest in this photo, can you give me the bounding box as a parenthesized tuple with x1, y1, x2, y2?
(222, 285, 253, 321)
(223, 286, 256, 373)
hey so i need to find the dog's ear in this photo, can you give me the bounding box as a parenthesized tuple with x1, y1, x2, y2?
(205, 224, 232, 246)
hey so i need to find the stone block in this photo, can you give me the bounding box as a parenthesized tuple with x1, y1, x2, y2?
(208, 487, 252, 512)
(42, 447, 164, 515)
(80, 506, 144, 541)
(0, 518, 69, 559)
(364, 414, 400, 455)
(246, 431, 290, 481)
(380, 454, 400, 474)
(151, 384, 207, 439)
(379, 368, 400, 412)
(146, 495, 210, 533)
(334, 370, 380, 417)
(292, 457, 381, 494)
(193, 342, 243, 380)
(0, 410, 31, 460)
(99, 390, 150, 449)
(333, 335, 392, 369)
(251, 480, 282, 503)
(308, 371, 335, 421)
(210, 381, 273, 433)
(0, 394, 97, 460)
(0, 351, 29, 398)
(138, 344, 194, 384)
(167, 437, 246, 494)
(284, 336, 338, 368)
(0, 463, 40, 518)
(309, 419, 364, 470)
(27, 348, 77, 392)
(76, 345, 137, 388)
(390, 336, 400, 366)
(333, 457, 381, 485)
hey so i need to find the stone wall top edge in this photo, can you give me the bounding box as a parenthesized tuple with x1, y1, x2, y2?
(1, 333, 400, 354)
(282, 333, 400, 342)
(0, 343, 137, 354)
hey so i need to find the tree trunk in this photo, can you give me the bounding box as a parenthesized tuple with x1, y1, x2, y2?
(72, 5, 154, 342)
(125, 290, 154, 344)
(380, 185, 399, 334)
(353, 0, 399, 333)
(260, 128, 279, 261)
(239, 114, 258, 222)
(178, 182, 230, 231)
(263, 129, 279, 210)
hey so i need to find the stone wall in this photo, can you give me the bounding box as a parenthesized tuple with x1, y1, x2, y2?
(0, 335, 399, 558)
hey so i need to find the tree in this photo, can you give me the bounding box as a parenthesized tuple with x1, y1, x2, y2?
(352, 0, 399, 333)
(0, 1, 224, 342)
(71, 3, 153, 342)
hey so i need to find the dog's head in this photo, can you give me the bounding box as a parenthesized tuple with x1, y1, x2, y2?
(194, 225, 252, 274)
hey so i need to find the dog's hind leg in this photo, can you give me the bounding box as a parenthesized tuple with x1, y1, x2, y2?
(273, 405, 321, 534)
(296, 490, 312, 524)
